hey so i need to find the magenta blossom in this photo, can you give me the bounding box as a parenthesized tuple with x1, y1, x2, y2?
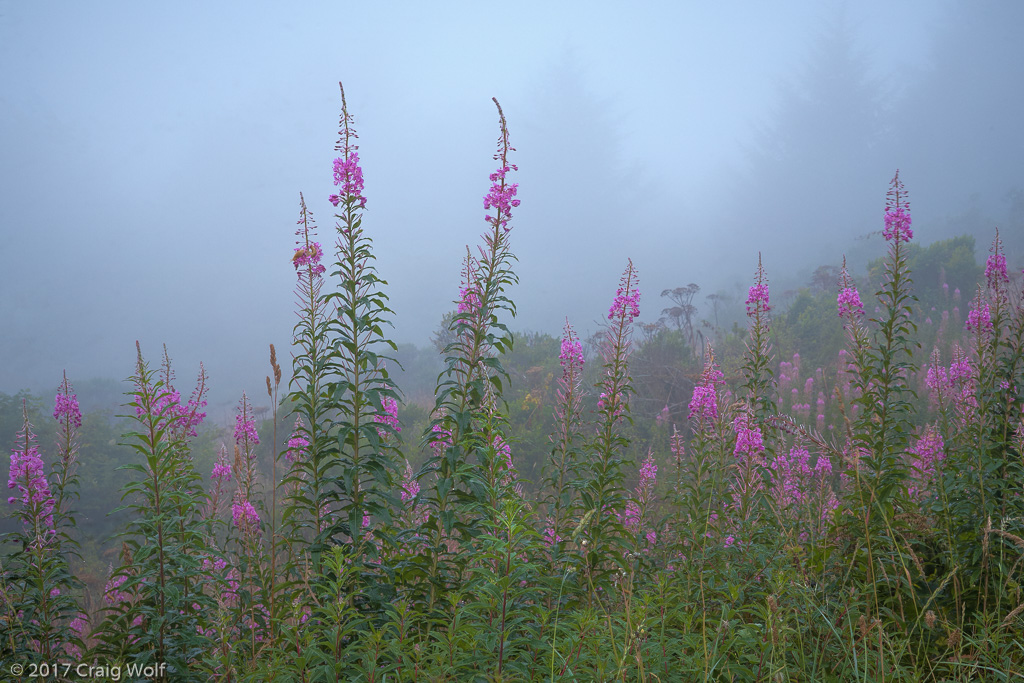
(53, 389, 82, 429)
(689, 344, 724, 424)
(837, 287, 864, 319)
(234, 395, 260, 447)
(966, 300, 992, 333)
(232, 498, 261, 534)
(484, 165, 520, 230)
(7, 410, 55, 541)
(883, 171, 913, 243)
(374, 396, 401, 438)
(330, 152, 366, 209)
(285, 417, 309, 463)
(559, 325, 585, 371)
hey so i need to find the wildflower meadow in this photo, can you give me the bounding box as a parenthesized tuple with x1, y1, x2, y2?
(3, 83, 1024, 681)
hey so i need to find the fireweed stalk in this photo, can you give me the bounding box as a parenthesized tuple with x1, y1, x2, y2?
(3, 403, 71, 662)
(741, 254, 777, 423)
(840, 171, 920, 625)
(579, 259, 640, 584)
(321, 81, 399, 562)
(93, 343, 215, 681)
(421, 97, 520, 607)
(285, 193, 335, 554)
(541, 320, 587, 556)
(941, 229, 1024, 617)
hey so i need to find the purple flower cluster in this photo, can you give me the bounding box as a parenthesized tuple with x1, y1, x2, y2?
(285, 417, 309, 463)
(908, 426, 944, 499)
(837, 287, 864, 320)
(986, 252, 1008, 290)
(745, 283, 770, 316)
(104, 567, 129, 605)
(608, 286, 641, 322)
(732, 413, 765, 463)
(232, 498, 261, 534)
(234, 398, 260, 447)
(7, 415, 55, 540)
(400, 461, 419, 504)
(292, 241, 326, 278)
(133, 371, 207, 437)
(374, 396, 401, 438)
(637, 453, 657, 502)
(53, 390, 82, 429)
(559, 325, 585, 372)
(965, 300, 992, 333)
(210, 447, 232, 482)
(330, 153, 366, 209)
(689, 348, 724, 424)
(430, 421, 453, 459)
(494, 435, 515, 486)
(483, 165, 520, 230)
(883, 205, 913, 243)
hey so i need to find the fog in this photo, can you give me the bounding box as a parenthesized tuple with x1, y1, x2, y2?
(2, 1, 1022, 411)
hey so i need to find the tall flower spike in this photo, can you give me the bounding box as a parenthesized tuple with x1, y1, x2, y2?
(837, 256, 864, 321)
(985, 228, 1009, 294)
(883, 170, 913, 243)
(745, 253, 770, 316)
(689, 341, 724, 424)
(293, 193, 326, 279)
(329, 82, 366, 209)
(8, 404, 55, 544)
(483, 98, 520, 231)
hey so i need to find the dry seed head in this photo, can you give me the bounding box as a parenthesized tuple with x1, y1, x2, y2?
(947, 627, 961, 649)
(858, 615, 869, 640)
(924, 610, 936, 628)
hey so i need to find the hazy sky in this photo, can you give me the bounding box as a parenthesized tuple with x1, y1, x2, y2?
(2, 0, 1020, 409)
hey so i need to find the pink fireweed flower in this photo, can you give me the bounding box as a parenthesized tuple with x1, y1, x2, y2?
(234, 394, 260, 447)
(7, 408, 55, 541)
(330, 84, 366, 209)
(53, 386, 82, 430)
(484, 99, 519, 231)
(210, 447, 232, 482)
(330, 153, 366, 209)
(745, 253, 771, 317)
(689, 343, 724, 424)
(559, 325, 585, 371)
(483, 165, 520, 230)
(430, 421, 453, 459)
(103, 566, 130, 605)
(732, 412, 766, 465)
(493, 435, 515, 486)
(883, 171, 912, 243)
(608, 284, 641, 322)
(292, 241, 325, 275)
(543, 522, 563, 547)
(373, 396, 401, 439)
(655, 404, 670, 427)
(637, 452, 657, 502)
(294, 195, 326, 279)
(837, 286, 864, 320)
(965, 296, 993, 333)
(399, 461, 419, 503)
(908, 425, 944, 499)
(745, 283, 770, 316)
(985, 229, 1009, 291)
(285, 417, 309, 463)
(232, 497, 261, 535)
